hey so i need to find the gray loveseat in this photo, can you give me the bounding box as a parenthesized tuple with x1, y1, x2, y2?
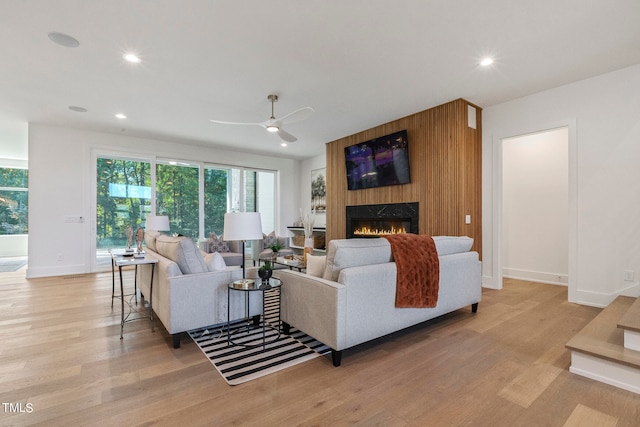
(275, 236, 482, 366)
(138, 232, 260, 348)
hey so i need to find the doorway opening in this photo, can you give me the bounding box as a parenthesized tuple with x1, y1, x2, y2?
(502, 128, 569, 286)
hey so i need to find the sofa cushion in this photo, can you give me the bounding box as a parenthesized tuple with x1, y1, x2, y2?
(155, 235, 207, 274)
(306, 254, 326, 278)
(323, 238, 392, 281)
(145, 230, 161, 252)
(433, 236, 474, 256)
(208, 232, 230, 253)
(221, 251, 244, 266)
(204, 252, 227, 272)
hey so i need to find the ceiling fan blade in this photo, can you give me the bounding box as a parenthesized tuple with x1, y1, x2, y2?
(278, 128, 297, 142)
(210, 119, 263, 126)
(278, 107, 314, 125)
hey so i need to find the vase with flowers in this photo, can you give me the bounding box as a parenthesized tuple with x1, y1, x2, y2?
(300, 207, 316, 264)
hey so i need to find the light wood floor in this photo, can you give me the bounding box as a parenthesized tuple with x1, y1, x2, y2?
(1, 270, 639, 426)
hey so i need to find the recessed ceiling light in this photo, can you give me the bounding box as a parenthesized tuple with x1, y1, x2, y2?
(480, 57, 494, 66)
(48, 32, 80, 48)
(123, 53, 141, 63)
(115, 113, 127, 119)
(68, 106, 87, 113)
(281, 142, 288, 147)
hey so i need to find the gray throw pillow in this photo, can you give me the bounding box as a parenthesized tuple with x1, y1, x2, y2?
(208, 232, 230, 253)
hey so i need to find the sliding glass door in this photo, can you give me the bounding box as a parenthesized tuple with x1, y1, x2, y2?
(96, 157, 151, 247)
(95, 157, 151, 267)
(94, 154, 276, 270)
(204, 166, 231, 236)
(156, 161, 200, 239)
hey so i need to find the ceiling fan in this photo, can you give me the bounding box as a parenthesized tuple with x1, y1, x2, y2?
(210, 95, 314, 143)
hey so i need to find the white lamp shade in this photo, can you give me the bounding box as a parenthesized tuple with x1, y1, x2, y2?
(145, 215, 170, 231)
(223, 212, 263, 241)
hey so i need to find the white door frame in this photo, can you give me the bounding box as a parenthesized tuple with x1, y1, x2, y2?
(492, 118, 577, 302)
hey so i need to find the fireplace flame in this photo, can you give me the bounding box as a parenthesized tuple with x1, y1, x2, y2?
(353, 225, 407, 236)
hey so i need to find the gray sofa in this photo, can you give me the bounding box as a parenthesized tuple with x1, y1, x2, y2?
(251, 234, 294, 266)
(198, 233, 244, 267)
(138, 232, 260, 348)
(275, 236, 482, 366)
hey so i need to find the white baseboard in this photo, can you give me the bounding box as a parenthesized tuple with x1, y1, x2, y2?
(26, 264, 88, 278)
(482, 275, 501, 289)
(502, 267, 567, 285)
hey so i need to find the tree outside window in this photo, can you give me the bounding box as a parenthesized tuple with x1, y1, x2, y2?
(204, 167, 229, 235)
(0, 167, 28, 235)
(96, 158, 151, 249)
(156, 162, 199, 239)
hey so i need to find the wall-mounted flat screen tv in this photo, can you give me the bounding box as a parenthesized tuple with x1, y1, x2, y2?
(345, 130, 410, 190)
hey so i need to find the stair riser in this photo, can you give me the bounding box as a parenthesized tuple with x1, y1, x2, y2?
(569, 351, 640, 395)
(624, 330, 640, 351)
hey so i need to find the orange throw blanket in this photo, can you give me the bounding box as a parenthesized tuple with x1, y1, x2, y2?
(383, 234, 439, 308)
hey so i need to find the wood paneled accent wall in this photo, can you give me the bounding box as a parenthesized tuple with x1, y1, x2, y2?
(325, 98, 482, 256)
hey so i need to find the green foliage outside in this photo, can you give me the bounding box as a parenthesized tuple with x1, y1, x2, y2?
(0, 168, 28, 235)
(96, 157, 266, 250)
(156, 163, 200, 239)
(204, 168, 228, 235)
(96, 158, 151, 248)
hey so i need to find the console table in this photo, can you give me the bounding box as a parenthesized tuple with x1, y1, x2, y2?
(112, 254, 158, 339)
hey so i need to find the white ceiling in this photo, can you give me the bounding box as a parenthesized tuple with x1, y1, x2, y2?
(1, 0, 639, 159)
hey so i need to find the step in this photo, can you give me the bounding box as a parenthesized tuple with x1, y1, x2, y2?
(566, 296, 640, 395)
(618, 296, 640, 351)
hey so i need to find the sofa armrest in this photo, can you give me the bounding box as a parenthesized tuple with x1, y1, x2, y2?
(165, 268, 250, 332)
(275, 269, 346, 351)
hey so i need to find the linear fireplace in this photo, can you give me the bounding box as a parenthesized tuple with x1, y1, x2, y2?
(346, 202, 419, 238)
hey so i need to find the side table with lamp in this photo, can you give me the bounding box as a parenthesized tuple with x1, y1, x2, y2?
(223, 212, 263, 286)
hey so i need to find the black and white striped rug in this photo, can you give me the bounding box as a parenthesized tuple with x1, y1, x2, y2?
(188, 289, 330, 385)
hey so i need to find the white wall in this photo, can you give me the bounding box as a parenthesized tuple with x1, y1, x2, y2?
(299, 153, 327, 228)
(483, 64, 640, 307)
(502, 128, 568, 285)
(27, 124, 300, 278)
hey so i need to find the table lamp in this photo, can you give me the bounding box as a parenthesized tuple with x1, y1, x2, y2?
(145, 215, 170, 233)
(223, 212, 263, 281)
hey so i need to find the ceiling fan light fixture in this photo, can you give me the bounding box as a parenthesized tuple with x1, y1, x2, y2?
(266, 125, 279, 132)
(48, 32, 80, 48)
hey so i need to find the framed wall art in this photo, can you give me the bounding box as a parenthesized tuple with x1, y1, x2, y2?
(311, 168, 326, 212)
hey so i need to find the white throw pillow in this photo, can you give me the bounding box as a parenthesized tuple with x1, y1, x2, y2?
(306, 254, 326, 278)
(204, 252, 227, 272)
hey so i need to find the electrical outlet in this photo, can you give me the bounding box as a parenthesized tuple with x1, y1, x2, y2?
(624, 270, 635, 282)
(465, 215, 471, 224)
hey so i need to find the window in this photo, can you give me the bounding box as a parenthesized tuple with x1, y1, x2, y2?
(204, 167, 230, 235)
(203, 167, 276, 237)
(0, 167, 28, 235)
(156, 161, 200, 239)
(94, 154, 277, 270)
(96, 157, 151, 249)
